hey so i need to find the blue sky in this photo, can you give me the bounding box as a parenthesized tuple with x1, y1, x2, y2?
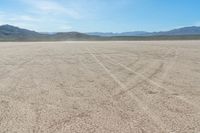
(0, 0, 200, 32)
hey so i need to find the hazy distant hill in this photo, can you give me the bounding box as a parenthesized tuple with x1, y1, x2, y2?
(50, 32, 98, 40)
(87, 26, 200, 36)
(0, 25, 98, 41)
(151, 26, 200, 36)
(1, 24, 200, 41)
(0, 25, 43, 41)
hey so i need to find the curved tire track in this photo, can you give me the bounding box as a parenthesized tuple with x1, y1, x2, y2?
(87, 48, 170, 132)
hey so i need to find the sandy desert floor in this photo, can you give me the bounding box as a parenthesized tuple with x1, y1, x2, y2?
(0, 41, 200, 133)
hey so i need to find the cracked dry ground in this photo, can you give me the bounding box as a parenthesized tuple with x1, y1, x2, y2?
(0, 41, 200, 133)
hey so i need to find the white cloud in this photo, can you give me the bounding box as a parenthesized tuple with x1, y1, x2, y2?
(25, 0, 65, 12)
(0, 11, 72, 32)
(21, 0, 82, 19)
(0, 13, 35, 29)
(0, 1, 85, 31)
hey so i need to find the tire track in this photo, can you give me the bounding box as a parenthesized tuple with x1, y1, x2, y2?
(78, 54, 137, 131)
(78, 53, 166, 132)
(87, 48, 170, 133)
(160, 50, 178, 83)
(92, 47, 200, 132)
(100, 48, 163, 78)
(101, 50, 200, 112)
(115, 63, 164, 98)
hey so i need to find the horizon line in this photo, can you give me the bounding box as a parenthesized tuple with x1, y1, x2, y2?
(0, 24, 200, 33)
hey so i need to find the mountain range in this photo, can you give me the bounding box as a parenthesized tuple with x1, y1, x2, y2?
(1, 24, 200, 41)
(88, 26, 200, 36)
(0, 25, 98, 41)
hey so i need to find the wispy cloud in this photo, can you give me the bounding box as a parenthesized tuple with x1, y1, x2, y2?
(0, 12, 37, 29)
(24, 0, 65, 12)
(0, 10, 72, 32)
(21, 0, 82, 19)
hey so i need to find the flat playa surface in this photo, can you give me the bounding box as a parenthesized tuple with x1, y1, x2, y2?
(0, 41, 200, 133)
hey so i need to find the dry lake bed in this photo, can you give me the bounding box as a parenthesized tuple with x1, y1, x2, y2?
(0, 41, 200, 133)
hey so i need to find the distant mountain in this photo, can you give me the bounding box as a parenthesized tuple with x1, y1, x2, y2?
(1, 24, 200, 41)
(0, 25, 43, 41)
(50, 32, 95, 40)
(0, 25, 38, 36)
(0, 25, 98, 41)
(87, 26, 200, 36)
(151, 26, 200, 36)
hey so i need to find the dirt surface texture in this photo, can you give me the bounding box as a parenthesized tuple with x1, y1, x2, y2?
(0, 41, 200, 133)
